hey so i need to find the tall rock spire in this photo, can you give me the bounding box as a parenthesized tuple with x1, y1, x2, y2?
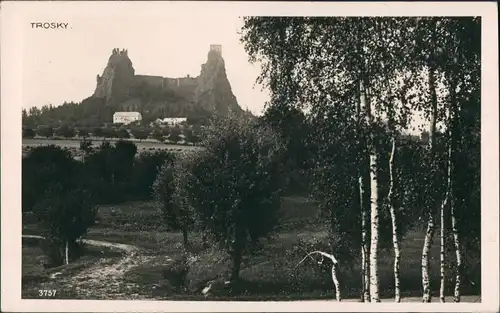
(93, 48, 135, 105)
(194, 45, 242, 116)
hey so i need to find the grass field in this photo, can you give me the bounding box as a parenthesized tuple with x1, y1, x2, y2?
(22, 197, 481, 301)
(23, 138, 201, 151)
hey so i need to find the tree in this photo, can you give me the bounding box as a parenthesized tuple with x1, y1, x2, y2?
(55, 125, 76, 139)
(407, 17, 481, 303)
(182, 127, 194, 145)
(241, 17, 424, 302)
(135, 150, 175, 200)
(34, 183, 97, 265)
(78, 128, 90, 138)
(168, 126, 182, 144)
(439, 17, 480, 302)
(180, 116, 285, 284)
(111, 140, 138, 182)
(130, 127, 150, 141)
(260, 104, 312, 195)
(116, 128, 130, 139)
(23, 128, 36, 139)
(161, 127, 170, 138)
(153, 159, 194, 247)
(22, 145, 79, 212)
(92, 127, 103, 138)
(152, 129, 165, 142)
(36, 125, 54, 138)
(191, 125, 203, 145)
(101, 127, 117, 139)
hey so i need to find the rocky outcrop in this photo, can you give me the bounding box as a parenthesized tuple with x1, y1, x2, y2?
(92, 46, 244, 117)
(194, 50, 242, 116)
(94, 48, 135, 105)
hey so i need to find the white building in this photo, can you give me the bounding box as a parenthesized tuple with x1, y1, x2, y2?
(157, 117, 187, 126)
(113, 112, 142, 125)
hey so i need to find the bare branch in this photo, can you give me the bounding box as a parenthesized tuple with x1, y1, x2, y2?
(295, 250, 338, 270)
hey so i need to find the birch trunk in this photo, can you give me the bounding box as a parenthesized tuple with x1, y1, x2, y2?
(359, 78, 380, 302)
(451, 192, 462, 302)
(331, 262, 341, 302)
(388, 135, 401, 302)
(439, 195, 446, 303)
(360, 175, 370, 302)
(439, 142, 452, 302)
(422, 64, 438, 303)
(449, 71, 462, 303)
(297, 251, 340, 302)
(369, 152, 380, 302)
(357, 82, 370, 303)
(65, 240, 69, 265)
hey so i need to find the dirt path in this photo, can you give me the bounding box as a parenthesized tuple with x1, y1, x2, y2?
(23, 235, 166, 299)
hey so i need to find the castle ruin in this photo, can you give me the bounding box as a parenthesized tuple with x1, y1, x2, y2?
(92, 44, 243, 116)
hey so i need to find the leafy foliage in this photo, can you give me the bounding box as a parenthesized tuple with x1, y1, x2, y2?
(180, 116, 285, 281)
(35, 125, 54, 138)
(22, 146, 81, 212)
(130, 127, 150, 141)
(168, 126, 182, 144)
(23, 128, 36, 139)
(54, 125, 76, 138)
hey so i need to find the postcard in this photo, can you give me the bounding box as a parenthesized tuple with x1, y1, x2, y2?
(1, 1, 498, 312)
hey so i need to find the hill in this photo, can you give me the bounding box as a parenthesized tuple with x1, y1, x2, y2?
(23, 45, 249, 128)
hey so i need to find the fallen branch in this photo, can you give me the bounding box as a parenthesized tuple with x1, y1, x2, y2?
(296, 250, 341, 301)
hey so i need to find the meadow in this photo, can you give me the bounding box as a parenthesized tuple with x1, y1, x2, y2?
(23, 138, 199, 151)
(22, 138, 201, 160)
(22, 196, 481, 301)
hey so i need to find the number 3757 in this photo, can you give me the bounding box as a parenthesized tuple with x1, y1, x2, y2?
(38, 289, 57, 297)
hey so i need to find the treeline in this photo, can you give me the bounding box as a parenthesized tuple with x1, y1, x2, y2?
(22, 123, 204, 145)
(22, 94, 214, 129)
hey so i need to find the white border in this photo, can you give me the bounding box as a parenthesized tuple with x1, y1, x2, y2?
(1, 1, 498, 312)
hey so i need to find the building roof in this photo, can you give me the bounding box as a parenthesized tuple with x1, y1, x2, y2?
(113, 111, 142, 117)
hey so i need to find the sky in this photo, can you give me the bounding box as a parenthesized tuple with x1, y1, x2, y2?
(22, 10, 270, 115)
(16, 1, 487, 134)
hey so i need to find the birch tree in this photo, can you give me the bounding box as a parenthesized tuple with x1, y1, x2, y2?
(296, 251, 341, 301)
(414, 17, 480, 302)
(441, 17, 481, 302)
(241, 17, 419, 301)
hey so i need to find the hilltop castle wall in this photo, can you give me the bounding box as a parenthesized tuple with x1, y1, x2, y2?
(134, 75, 164, 89)
(134, 75, 199, 92)
(93, 45, 243, 116)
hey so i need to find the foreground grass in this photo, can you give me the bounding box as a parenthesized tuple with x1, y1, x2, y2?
(22, 197, 481, 300)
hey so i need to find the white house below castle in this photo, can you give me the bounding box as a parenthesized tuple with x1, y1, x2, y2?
(154, 117, 187, 126)
(113, 112, 142, 125)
